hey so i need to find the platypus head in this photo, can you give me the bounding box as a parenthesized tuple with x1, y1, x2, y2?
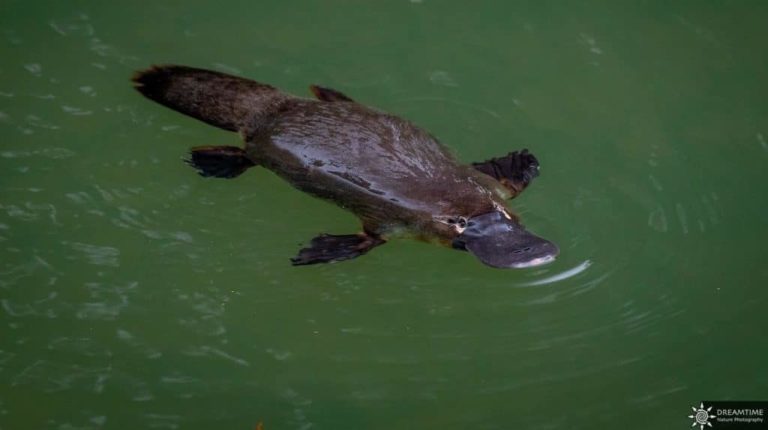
(446, 210, 558, 269)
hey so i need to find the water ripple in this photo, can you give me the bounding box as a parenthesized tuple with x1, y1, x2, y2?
(519, 260, 592, 287)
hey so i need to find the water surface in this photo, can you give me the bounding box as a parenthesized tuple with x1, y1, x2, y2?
(1, 1, 767, 429)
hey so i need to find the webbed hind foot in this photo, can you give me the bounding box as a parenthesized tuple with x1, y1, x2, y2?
(309, 85, 355, 102)
(186, 146, 256, 178)
(291, 232, 385, 266)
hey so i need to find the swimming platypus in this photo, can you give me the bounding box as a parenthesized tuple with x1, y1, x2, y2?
(132, 65, 558, 268)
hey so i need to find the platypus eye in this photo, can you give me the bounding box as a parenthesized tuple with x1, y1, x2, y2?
(446, 217, 468, 228)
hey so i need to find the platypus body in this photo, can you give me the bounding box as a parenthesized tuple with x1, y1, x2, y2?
(133, 65, 558, 268)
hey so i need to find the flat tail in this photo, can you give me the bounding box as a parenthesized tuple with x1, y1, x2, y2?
(132, 65, 290, 132)
(186, 146, 256, 178)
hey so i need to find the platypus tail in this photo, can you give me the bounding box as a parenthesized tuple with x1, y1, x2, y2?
(132, 65, 291, 132)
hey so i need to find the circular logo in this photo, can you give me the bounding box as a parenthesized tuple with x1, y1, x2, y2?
(688, 403, 715, 429)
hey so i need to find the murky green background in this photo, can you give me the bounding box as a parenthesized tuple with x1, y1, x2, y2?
(1, 1, 767, 429)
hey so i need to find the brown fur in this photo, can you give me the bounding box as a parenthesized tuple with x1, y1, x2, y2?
(132, 65, 290, 132)
(132, 65, 527, 247)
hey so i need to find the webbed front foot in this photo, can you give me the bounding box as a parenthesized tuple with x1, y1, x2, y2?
(472, 149, 540, 198)
(291, 232, 385, 266)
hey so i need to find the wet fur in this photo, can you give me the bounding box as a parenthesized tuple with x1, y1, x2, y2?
(132, 65, 290, 132)
(132, 65, 538, 262)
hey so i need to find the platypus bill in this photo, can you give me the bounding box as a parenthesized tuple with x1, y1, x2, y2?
(132, 65, 558, 268)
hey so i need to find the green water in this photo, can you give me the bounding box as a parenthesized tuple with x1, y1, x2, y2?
(2, 1, 767, 429)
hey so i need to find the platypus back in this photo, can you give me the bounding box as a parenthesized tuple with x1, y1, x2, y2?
(132, 64, 558, 268)
(132, 65, 290, 132)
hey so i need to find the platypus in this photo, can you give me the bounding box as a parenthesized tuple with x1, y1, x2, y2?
(132, 65, 558, 268)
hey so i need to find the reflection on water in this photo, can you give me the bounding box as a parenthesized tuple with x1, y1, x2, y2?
(1, 0, 767, 429)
